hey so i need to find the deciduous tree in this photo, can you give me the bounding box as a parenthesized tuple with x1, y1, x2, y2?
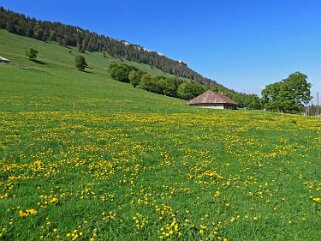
(74, 55, 87, 71)
(262, 72, 312, 112)
(25, 48, 38, 60)
(128, 69, 143, 87)
(177, 82, 205, 100)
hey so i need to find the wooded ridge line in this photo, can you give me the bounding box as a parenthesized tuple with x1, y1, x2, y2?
(0, 7, 225, 88)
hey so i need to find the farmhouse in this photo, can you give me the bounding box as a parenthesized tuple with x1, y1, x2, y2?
(0, 56, 10, 64)
(189, 90, 238, 109)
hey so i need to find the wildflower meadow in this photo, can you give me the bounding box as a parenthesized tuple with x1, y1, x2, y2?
(1, 104, 321, 240)
(0, 29, 321, 240)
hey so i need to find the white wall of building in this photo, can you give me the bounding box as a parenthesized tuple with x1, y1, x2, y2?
(198, 105, 225, 109)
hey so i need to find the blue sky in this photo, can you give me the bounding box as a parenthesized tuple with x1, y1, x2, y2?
(2, 0, 321, 100)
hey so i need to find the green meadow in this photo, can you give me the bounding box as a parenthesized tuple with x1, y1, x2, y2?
(0, 30, 321, 241)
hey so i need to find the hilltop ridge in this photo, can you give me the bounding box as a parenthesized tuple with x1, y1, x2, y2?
(0, 7, 226, 88)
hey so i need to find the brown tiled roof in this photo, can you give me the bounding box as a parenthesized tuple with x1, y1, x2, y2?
(189, 90, 238, 105)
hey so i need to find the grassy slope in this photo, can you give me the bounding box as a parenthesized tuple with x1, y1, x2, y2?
(0, 30, 321, 241)
(0, 29, 185, 112)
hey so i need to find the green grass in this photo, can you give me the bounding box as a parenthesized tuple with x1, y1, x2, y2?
(1, 30, 321, 241)
(0, 29, 185, 113)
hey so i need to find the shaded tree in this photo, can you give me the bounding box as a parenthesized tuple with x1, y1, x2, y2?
(25, 48, 38, 60)
(74, 55, 87, 71)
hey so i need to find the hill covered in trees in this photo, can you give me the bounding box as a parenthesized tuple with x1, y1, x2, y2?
(0, 6, 263, 108)
(0, 7, 215, 85)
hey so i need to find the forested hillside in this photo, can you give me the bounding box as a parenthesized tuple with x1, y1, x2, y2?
(0, 7, 216, 85)
(0, 6, 262, 108)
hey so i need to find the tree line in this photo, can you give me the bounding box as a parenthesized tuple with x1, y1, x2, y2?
(110, 63, 312, 112)
(109, 63, 206, 100)
(110, 63, 263, 108)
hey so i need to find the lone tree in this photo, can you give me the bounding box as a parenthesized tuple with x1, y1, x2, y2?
(75, 55, 87, 71)
(262, 72, 312, 112)
(25, 48, 38, 60)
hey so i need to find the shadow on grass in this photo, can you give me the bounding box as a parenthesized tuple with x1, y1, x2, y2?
(82, 69, 94, 74)
(31, 59, 47, 65)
